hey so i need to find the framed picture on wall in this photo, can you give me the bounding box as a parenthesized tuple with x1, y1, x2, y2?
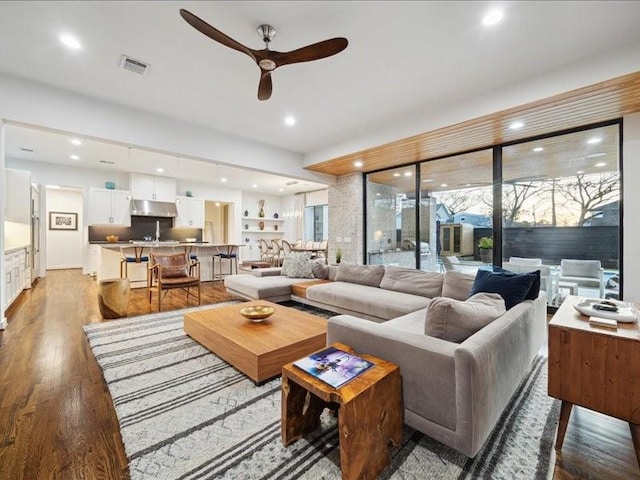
(49, 212, 78, 231)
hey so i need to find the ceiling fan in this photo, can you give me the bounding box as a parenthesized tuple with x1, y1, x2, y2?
(179, 9, 348, 101)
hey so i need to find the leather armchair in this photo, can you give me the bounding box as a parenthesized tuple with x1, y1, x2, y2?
(148, 252, 200, 311)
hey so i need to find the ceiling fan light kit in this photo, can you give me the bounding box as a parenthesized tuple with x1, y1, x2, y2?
(180, 9, 348, 100)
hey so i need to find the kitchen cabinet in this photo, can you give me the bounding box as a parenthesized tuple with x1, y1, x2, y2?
(5, 169, 32, 224)
(89, 188, 131, 226)
(130, 173, 176, 202)
(4, 248, 27, 310)
(175, 196, 205, 228)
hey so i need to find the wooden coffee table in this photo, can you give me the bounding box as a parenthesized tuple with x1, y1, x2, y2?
(281, 342, 403, 480)
(184, 300, 327, 384)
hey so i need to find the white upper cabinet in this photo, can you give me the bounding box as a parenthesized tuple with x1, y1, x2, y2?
(89, 187, 131, 226)
(175, 196, 205, 228)
(130, 173, 176, 202)
(5, 169, 32, 224)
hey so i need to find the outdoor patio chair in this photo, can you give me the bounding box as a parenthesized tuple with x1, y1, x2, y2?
(558, 259, 605, 298)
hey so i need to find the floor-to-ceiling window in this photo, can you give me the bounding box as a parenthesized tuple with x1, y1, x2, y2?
(502, 123, 620, 305)
(363, 121, 622, 306)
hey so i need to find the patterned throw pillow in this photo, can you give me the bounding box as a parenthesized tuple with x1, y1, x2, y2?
(281, 252, 314, 279)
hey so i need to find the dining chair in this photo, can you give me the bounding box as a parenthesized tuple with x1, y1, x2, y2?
(281, 239, 292, 255)
(270, 239, 282, 266)
(259, 238, 274, 265)
(147, 252, 200, 311)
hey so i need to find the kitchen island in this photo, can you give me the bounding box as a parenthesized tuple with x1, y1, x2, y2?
(90, 242, 240, 287)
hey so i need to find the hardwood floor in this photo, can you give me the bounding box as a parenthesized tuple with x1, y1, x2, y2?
(0, 269, 638, 479)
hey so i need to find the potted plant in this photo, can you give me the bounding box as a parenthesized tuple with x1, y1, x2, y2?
(477, 237, 493, 263)
(335, 248, 342, 264)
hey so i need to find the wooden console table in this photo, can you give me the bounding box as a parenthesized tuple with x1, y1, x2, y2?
(548, 295, 640, 466)
(281, 342, 402, 480)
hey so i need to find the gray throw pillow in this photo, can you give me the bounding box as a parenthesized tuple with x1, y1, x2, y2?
(425, 292, 506, 343)
(441, 271, 476, 300)
(281, 252, 314, 279)
(334, 261, 385, 287)
(312, 259, 329, 279)
(379, 265, 443, 298)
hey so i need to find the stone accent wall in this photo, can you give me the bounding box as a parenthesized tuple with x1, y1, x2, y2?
(328, 173, 363, 264)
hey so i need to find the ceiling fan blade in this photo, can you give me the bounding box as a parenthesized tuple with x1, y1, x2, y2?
(273, 38, 348, 67)
(258, 71, 272, 101)
(180, 9, 256, 62)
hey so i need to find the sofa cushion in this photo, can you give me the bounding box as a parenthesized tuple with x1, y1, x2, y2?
(561, 259, 601, 278)
(281, 252, 314, 279)
(470, 269, 536, 309)
(379, 266, 443, 298)
(441, 271, 475, 300)
(334, 262, 385, 287)
(251, 267, 283, 277)
(224, 274, 310, 299)
(493, 266, 541, 301)
(311, 259, 329, 279)
(425, 292, 506, 342)
(306, 281, 431, 320)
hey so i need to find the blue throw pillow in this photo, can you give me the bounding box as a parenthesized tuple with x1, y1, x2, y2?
(469, 269, 536, 310)
(493, 266, 541, 301)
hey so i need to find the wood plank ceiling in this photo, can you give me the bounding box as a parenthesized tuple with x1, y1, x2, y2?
(306, 71, 640, 178)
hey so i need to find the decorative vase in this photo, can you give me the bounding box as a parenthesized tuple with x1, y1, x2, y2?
(244, 210, 249, 217)
(258, 199, 266, 218)
(244, 224, 249, 230)
(274, 224, 278, 231)
(480, 248, 493, 264)
(273, 213, 279, 219)
(259, 221, 265, 231)
(258, 208, 265, 218)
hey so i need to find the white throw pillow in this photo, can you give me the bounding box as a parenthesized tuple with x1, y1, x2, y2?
(281, 252, 314, 279)
(424, 292, 506, 343)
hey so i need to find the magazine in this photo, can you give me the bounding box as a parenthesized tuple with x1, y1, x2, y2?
(293, 346, 375, 388)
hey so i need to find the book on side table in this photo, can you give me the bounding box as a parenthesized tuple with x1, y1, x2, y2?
(293, 346, 375, 388)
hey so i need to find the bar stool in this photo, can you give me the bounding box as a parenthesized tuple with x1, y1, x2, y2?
(120, 246, 149, 279)
(213, 245, 239, 282)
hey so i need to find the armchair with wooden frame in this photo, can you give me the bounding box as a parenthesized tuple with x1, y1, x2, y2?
(147, 252, 200, 311)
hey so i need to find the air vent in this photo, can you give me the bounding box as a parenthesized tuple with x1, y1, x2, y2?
(120, 55, 150, 76)
(99, 160, 115, 165)
(20, 147, 34, 153)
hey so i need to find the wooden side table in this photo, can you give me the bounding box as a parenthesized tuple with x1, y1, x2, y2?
(290, 279, 331, 299)
(281, 342, 403, 480)
(548, 295, 640, 467)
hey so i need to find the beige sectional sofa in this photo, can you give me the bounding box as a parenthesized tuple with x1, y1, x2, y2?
(223, 262, 547, 458)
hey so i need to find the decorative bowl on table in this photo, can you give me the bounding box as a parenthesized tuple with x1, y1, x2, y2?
(239, 305, 276, 322)
(106, 235, 119, 243)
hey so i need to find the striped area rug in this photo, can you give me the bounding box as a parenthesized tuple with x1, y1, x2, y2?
(83, 303, 559, 480)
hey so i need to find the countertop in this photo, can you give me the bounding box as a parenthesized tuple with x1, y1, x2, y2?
(5, 243, 30, 254)
(91, 241, 214, 247)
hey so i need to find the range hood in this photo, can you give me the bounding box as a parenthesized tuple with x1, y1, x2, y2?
(130, 199, 178, 217)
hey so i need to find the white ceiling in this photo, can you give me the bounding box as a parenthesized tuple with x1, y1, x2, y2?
(1, 1, 640, 187)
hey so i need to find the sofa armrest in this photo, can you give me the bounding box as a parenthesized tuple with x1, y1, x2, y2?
(327, 315, 458, 430)
(452, 294, 547, 457)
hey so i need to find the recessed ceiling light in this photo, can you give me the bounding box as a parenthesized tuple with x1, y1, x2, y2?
(215, 202, 221, 207)
(509, 121, 524, 130)
(354, 161, 363, 168)
(465, 183, 471, 187)
(284, 115, 296, 126)
(422, 178, 433, 183)
(404, 172, 412, 177)
(278, 188, 284, 192)
(483, 9, 504, 26)
(587, 137, 602, 144)
(533, 147, 544, 152)
(594, 162, 607, 167)
(376, 193, 381, 196)
(70, 138, 82, 146)
(393, 173, 401, 177)
(221, 177, 227, 183)
(156, 167, 164, 173)
(252, 184, 258, 188)
(577, 170, 584, 174)
(47, 185, 61, 189)
(59, 34, 81, 50)
(586, 152, 607, 158)
(70, 154, 80, 160)
(441, 183, 448, 187)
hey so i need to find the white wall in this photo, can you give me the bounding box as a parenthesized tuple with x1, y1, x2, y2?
(623, 113, 640, 301)
(45, 187, 83, 269)
(0, 73, 333, 185)
(1, 122, 7, 327)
